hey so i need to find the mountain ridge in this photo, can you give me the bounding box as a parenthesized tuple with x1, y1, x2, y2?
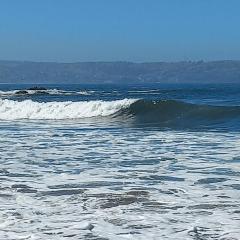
(0, 60, 240, 84)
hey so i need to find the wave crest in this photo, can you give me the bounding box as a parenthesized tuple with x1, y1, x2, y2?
(0, 98, 137, 120)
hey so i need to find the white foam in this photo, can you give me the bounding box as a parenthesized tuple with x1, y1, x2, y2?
(1, 123, 240, 239)
(77, 91, 91, 95)
(0, 98, 137, 120)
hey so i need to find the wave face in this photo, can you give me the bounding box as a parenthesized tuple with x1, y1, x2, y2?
(123, 100, 240, 128)
(0, 99, 136, 120)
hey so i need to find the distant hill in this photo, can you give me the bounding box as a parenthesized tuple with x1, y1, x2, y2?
(0, 60, 240, 84)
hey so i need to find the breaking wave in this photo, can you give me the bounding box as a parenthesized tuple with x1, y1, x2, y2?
(0, 98, 136, 120)
(0, 98, 240, 129)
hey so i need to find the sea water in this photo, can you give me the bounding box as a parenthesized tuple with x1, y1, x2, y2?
(0, 84, 240, 239)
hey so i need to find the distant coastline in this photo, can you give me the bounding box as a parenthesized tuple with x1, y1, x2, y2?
(0, 60, 240, 84)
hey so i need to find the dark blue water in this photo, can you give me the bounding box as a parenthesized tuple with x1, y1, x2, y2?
(1, 83, 240, 130)
(1, 83, 240, 105)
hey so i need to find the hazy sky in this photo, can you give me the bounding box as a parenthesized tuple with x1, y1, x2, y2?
(1, 0, 240, 62)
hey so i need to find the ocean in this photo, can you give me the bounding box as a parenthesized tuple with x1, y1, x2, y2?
(0, 83, 240, 240)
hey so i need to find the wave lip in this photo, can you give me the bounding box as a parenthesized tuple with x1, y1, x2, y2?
(0, 98, 137, 120)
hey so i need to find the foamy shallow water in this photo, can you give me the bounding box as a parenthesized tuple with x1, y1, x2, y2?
(0, 120, 240, 240)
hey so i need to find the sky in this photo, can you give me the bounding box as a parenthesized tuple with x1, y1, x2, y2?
(0, 0, 240, 62)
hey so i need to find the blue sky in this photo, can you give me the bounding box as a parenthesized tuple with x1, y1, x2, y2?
(0, 0, 240, 62)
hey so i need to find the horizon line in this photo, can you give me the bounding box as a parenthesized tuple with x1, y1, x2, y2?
(1, 59, 240, 64)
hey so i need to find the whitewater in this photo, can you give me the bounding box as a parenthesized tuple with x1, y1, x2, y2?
(0, 83, 240, 240)
(0, 98, 136, 120)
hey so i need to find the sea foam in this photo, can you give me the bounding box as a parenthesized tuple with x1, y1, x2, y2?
(0, 98, 137, 120)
